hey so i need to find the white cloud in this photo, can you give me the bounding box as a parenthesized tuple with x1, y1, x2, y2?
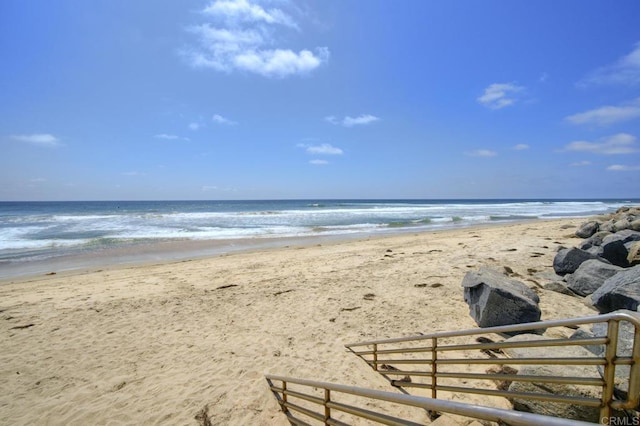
(122, 171, 145, 176)
(203, 0, 298, 29)
(565, 98, 640, 126)
(184, 1, 328, 78)
(477, 83, 524, 109)
(465, 149, 497, 157)
(202, 185, 237, 192)
(155, 134, 179, 140)
(325, 114, 379, 127)
(188, 122, 201, 131)
(607, 164, 640, 171)
(512, 144, 529, 150)
(212, 114, 237, 125)
(11, 133, 62, 147)
(562, 133, 638, 155)
(309, 159, 328, 165)
(570, 161, 592, 167)
(298, 143, 343, 155)
(578, 42, 640, 87)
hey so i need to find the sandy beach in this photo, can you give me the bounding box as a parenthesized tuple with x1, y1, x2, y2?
(0, 218, 600, 425)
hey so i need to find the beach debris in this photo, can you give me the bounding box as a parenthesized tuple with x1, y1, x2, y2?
(363, 293, 375, 300)
(430, 283, 443, 288)
(462, 267, 541, 329)
(565, 259, 622, 296)
(553, 247, 600, 276)
(591, 264, 640, 313)
(9, 323, 35, 330)
(340, 306, 361, 312)
(195, 405, 212, 426)
(215, 284, 238, 290)
(273, 289, 294, 296)
(45, 272, 56, 275)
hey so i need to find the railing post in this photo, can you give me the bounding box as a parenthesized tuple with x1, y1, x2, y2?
(432, 337, 438, 399)
(373, 344, 378, 371)
(324, 389, 331, 424)
(282, 380, 288, 413)
(600, 319, 619, 423)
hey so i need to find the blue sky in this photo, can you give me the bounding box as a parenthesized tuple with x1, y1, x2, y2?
(1, 0, 640, 201)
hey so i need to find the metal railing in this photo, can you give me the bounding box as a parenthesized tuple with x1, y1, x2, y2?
(345, 310, 640, 423)
(265, 375, 596, 425)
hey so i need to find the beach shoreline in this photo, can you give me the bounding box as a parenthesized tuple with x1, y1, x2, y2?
(0, 218, 577, 283)
(0, 217, 601, 424)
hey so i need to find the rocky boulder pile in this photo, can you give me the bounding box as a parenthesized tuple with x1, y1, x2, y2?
(550, 206, 640, 313)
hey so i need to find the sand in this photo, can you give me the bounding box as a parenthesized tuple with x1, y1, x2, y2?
(0, 218, 599, 425)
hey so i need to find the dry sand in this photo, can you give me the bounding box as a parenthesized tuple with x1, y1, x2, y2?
(0, 218, 599, 425)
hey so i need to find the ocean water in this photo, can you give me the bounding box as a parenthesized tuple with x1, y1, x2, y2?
(0, 199, 636, 278)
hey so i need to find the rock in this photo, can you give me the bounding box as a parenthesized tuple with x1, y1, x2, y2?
(600, 231, 640, 267)
(629, 219, 640, 232)
(565, 260, 623, 296)
(601, 240, 631, 267)
(578, 231, 612, 251)
(600, 220, 617, 233)
(462, 267, 540, 329)
(576, 220, 599, 238)
(543, 281, 576, 296)
(591, 265, 640, 313)
(553, 247, 601, 276)
(602, 230, 640, 246)
(504, 334, 601, 422)
(628, 242, 640, 266)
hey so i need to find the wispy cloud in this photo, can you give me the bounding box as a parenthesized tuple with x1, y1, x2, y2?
(565, 98, 640, 126)
(607, 164, 640, 171)
(155, 134, 190, 142)
(562, 133, 638, 155)
(297, 143, 343, 155)
(465, 149, 497, 157)
(203, 0, 298, 29)
(325, 114, 379, 127)
(570, 161, 592, 167)
(578, 41, 640, 87)
(309, 159, 328, 165)
(477, 83, 524, 109)
(512, 144, 529, 150)
(122, 171, 146, 176)
(10, 133, 62, 147)
(212, 114, 237, 125)
(188, 122, 202, 131)
(184, 0, 329, 78)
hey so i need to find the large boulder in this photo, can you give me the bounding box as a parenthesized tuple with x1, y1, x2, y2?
(553, 247, 601, 276)
(462, 267, 540, 329)
(591, 265, 640, 313)
(575, 220, 599, 238)
(504, 334, 601, 422)
(600, 231, 640, 267)
(566, 260, 623, 296)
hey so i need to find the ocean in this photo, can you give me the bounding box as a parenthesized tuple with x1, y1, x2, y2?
(0, 199, 636, 279)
